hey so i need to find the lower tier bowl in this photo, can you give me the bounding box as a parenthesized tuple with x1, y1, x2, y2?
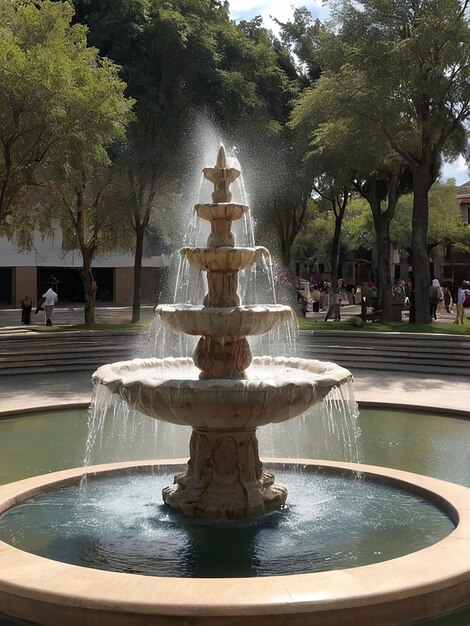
(93, 356, 352, 429)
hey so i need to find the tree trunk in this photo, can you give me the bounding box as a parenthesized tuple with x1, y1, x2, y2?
(281, 239, 291, 269)
(330, 215, 342, 289)
(81, 251, 96, 326)
(372, 210, 393, 322)
(432, 243, 445, 284)
(132, 225, 145, 323)
(411, 171, 432, 325)
(276, 197, 309, 271)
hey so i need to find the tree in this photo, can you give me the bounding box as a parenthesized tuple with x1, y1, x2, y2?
(275, 7, 322, 84)
(307, 0, 470, 323)
(73, 0, 301, 320)
(290, 71, 412, 321)
(0, 0, 132, 232)
(50, 164, 133, 325)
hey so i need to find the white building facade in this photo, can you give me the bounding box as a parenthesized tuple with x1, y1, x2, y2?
(0, 229, 172, 308)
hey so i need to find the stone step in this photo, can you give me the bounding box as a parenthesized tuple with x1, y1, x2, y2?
(298, 330, 470, 376)
(304, 331, 470, 343)
(298, 342, 470, 359)
(0, 331, 140, 376)
(300, 342, 470, 358)
(0, 346, 134, 360)
(1, 329, 470, 376)
(297, 348, 469, 367)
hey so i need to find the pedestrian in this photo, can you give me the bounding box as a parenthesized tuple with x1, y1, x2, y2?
(324, 279, 345, 322)
(321, 281, 331, 312)
(443, 287, 451, 313)
(392, 279, 406, 302)
(20, 295, 33, 325)
(310, 283, 321, 313)
(454, 280, 470, 325)
(42, 285, 58, 326)
(429, 278, 442, 320)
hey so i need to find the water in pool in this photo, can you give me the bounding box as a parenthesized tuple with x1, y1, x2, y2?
(0, 406, 469, 625)
(0, 467, 454, 577)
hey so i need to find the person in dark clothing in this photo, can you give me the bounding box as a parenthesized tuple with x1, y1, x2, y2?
(20, 296, 33, 325)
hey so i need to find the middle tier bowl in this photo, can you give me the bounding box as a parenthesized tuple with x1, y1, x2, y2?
(156, 304, 295, 338)
(180, 246, 268, 272)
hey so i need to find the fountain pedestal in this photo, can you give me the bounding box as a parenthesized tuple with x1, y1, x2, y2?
(162, 428, 286, 519)
(193, 336, 252, 379)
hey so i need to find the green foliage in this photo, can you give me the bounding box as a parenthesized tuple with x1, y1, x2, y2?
(71, 0, 303, 318)
(0, 0, 133, 229)
(292, 200, 334, 264)
(318, 0, 470, 172)
(341, 197, 375, 251)
(276, 7, 322, 83)
(392, 179, 469, 251)
(349, 315, 364, 327)
(74, 0, 296, 131)
(53, 165, 134, 256)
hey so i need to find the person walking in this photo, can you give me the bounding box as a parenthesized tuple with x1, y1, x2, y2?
(20, 295, 33, 325)
(443, 286, 452, 313)
(324, 279, 345, 322)
(310, 283, 321, 313)
(429, 278, 442, 320)
(454, 280, 470, 325)
(42, 285, 58, 326)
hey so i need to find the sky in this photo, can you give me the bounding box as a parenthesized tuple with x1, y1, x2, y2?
(229, 0, 328, 30)
(228, 0, 470, 186)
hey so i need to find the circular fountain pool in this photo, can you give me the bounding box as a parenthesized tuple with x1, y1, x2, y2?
(0, 459, 468, 626)
(0, 465, 454, 577)
(0, 410, 469, 625)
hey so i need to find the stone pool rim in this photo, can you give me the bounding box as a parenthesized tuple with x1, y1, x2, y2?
(1, 400, 469, 420)
(0, 459, 469, 626)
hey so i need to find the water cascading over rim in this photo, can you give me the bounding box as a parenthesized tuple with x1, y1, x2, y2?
(93, 146, 352, 520)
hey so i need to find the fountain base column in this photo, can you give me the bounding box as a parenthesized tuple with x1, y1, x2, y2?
(162, 428, 287, 519)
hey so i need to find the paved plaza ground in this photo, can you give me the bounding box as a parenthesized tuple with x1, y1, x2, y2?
(0, 301, 465, 331)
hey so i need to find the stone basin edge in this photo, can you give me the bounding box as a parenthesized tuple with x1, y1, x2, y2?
(0, 459, 468, 620)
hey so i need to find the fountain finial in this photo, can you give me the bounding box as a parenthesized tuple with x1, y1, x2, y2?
(203, 145, 241, 203)
(216, 145, 227, 168)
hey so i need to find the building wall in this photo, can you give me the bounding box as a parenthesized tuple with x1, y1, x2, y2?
(0, 227, 173, 307)
(13, 267, 37, 308)
(114, 268, 134, 306)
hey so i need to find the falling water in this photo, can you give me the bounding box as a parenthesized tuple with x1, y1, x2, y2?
(82, 384, 192, 473)
(87, 135, 360, 492)
(258, 380, 360, 463)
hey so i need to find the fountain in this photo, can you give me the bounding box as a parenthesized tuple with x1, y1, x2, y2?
(0, 147, 469, 626)
(94, 145, 352, 519)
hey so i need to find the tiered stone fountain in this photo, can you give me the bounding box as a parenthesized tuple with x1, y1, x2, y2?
(95, 146, 352, 519)
(0, 148, 470, 626)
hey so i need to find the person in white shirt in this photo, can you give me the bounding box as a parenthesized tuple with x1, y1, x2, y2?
(42, 286, 58, 326)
